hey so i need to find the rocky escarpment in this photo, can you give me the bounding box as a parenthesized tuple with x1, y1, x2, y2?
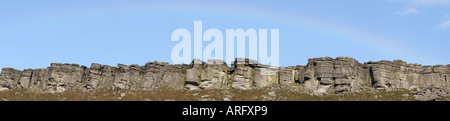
(1, 57, 449, 99)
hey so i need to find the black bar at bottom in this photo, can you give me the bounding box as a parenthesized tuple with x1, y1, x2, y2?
(0, 101, 447, 120)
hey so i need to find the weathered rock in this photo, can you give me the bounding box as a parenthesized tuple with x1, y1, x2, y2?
(372, 60, 423, 90)
(0, 57, 449, 99)
(141, 62, 161, 89)
(113, 64, 131, 90)
(303, 57, 332, 94)
(85, 63, 116, 91)
(253, 65, 278, 88)
(44, 63, 86, 93)
(18, 69, 33, 88)
(263, 91, 277, 101)
(301, 57, 371, 94)
(29, 68, 48, 92)
(333, 57, 371, 93)
(302, 61, 320, 93)
(413, 88, 449, 101)
(230, 58, 256, 90)
(128, 64, 144, 90)
(199, 59, 229, 89)
(140, 61, 187, 90)
(279, 66, 301, 89)
(159, 64, 187, 89)
(113, 63, 148, 90)
(0, 68, 22, 90)
(421, 65, 448, 89)
(184, 59, 203, 90)
(371, 60, 393, 90)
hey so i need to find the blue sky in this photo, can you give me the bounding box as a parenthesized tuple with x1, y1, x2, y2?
(1, 0, 449, 70)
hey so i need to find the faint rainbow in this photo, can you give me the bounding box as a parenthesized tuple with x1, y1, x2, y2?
(32, 1, 432, 64)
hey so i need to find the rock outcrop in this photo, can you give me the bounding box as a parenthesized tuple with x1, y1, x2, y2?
(185, 59, 203, 90)
(370, 61, 450, 91)
(1, 57, 449, 95)
(413, 87, 450, 101)
(43, 63, 87, 93)
(371, 60, 421, 90)
(230, 58, 257, 90)
(297, 57, 372, 94)
(0, 68, 22, 90)
(199, 59, 229, 89)
(85, 63, 116, 91)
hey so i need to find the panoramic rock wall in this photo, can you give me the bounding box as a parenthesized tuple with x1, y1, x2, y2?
(1, 57, 449, 94)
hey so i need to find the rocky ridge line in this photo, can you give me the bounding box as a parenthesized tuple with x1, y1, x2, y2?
(1, 57, 449, 100)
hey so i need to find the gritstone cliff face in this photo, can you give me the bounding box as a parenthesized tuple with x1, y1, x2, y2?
(1, 57, 449, 96)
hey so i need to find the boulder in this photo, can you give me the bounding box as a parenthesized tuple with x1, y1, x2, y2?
(230, 58, 256, 90)
(414, 88, 449, 101)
